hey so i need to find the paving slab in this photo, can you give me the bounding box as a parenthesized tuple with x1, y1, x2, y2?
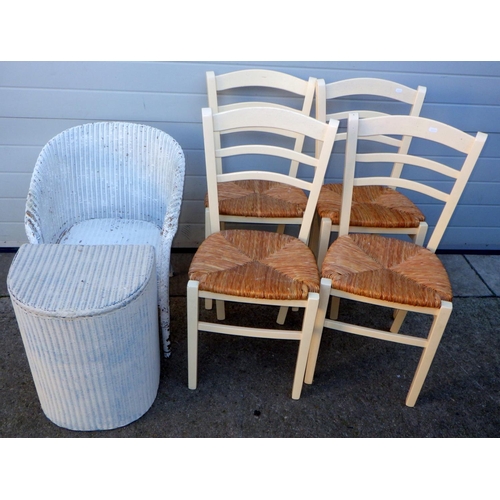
(438, 254, 493, 297)
(464, 255, 500, 296)
(170, 251, 194, 297)
(0, 251, 15, 297)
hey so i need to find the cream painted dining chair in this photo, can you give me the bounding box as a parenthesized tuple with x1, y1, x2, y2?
(204, 69, 317, 314)
(305, 112, 487, 406)
(188, 106, 339, 400)
(204, 69, 317, 238)
(313, 78, 428, 267)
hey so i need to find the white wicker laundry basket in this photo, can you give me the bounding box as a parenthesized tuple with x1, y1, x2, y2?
(7, 244, 160, 431)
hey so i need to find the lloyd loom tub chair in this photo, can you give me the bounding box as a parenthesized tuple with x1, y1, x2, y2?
(204, 69, 317, 237)
(305, 112, 487, 406)
(188, 106, 339, 400)
(313, 78, 428, 267)
(25, 121, 185, 357)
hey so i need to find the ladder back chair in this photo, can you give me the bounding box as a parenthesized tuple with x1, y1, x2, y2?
(204, 69, 317, 313)
(188, 106, 339, 400)
(305, 112, 487, 406)
(205, 69, 317, 237)
(313, 78, 428, 267)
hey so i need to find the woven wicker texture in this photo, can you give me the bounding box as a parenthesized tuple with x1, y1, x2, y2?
(7, 244, 160, 431)
(24, 122, 185, 356)
(322, 234, 452, 308)
(8, 244, 156, 315)
(317, 183, 425, 228)
(189, 229, 319, 300)
(204, 180, 307, 217)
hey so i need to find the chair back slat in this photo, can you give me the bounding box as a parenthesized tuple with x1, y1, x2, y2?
(356, 153, 461, 179)
(339, 112, 488, 252)
(316, 78, 426, 178)
(202, 106, 339, 243)
(207, 70, 317, 178)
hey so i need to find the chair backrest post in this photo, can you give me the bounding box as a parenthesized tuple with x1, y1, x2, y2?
(298, 117, 339, 243)
(201, 107, 222, 235)
(315, 79, 327, 158)
(338, 112, 359, 237)
(390, 85, 427, 179)
(206, 71, 219, 112)
(426, 130, 488, 252)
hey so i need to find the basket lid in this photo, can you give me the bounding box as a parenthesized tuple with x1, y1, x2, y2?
(7, 244, 156, 317)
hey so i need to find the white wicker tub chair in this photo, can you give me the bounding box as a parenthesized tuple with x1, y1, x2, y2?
(25, 121, 185, 357)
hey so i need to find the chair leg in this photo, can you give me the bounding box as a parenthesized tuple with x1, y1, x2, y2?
(390, 309, 408, 333)
(210, 220, 226, 313)
(187, 280, 200, 390)
(316, 217, 332, 270)
(276, 224, 286, 234)
(215, 299, 226, 320)
(305, 278, 331, 384)
(291, 292, 320, 400)
(412, 221, 428, 247)
(405, 301, 453, 407)
(276, 306, 288, 325)
(205, 297, 228, 315)
(329, 296, 340, 320)
(308, 212, 321, 258)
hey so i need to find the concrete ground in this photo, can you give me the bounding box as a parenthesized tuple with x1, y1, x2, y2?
(1, 249, 499, 438)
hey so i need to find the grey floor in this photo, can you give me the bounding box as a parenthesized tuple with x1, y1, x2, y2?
(1, 249, 499, 438)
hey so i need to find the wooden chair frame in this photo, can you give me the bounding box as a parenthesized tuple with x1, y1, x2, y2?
(205, 69, 317, 238)
(313, 78, 428, 267)
(305, 112, 487, 406)
(188, 106, 339, 400)
(204, 69, 317, 314)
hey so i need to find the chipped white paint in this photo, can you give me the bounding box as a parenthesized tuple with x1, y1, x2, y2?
(24, 122, 185, 355)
